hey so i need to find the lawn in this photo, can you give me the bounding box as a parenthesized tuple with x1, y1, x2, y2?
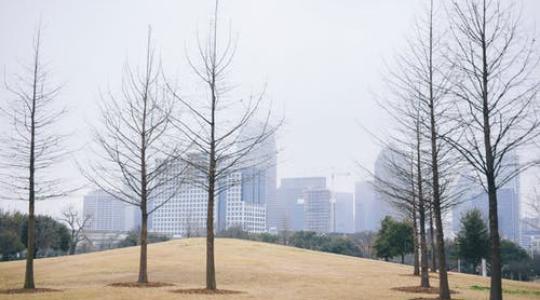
(0, 238, 538, 299)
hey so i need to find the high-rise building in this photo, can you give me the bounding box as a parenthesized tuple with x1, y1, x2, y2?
(226, 124, 276, 232)
(83, 190, 136, 232)
(277, 177, 327, 231)
(304, 189, 332, 233)
(149, 155, 214, 237)
(371, 148, 402, 228)
(354, 181, 376, 232)
(224, 172, 267, 233)
(334, 192, 354, 233)
(150, 133, 273, 236)
(521, 217, 540, 253)
(452, 152, 521, 243)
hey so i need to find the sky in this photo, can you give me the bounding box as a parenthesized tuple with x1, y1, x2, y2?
(0, 0, 539, 217)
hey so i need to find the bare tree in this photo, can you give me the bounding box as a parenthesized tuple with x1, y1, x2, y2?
(446, 1, 540, 299)
(0, 28, 70, 290)
(84, 28, 185, 284)
(385, 1, 472, 297)
(428, 201, 437, 272)
(360, 89, 431, 285)
(167, 0, 279, 290)
(367, 115, 431, 288)
(414, 1, 453, 297)
(58, 205, 91, 255)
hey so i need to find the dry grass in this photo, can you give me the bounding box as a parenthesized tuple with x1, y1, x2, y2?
(0, 238, 538, 300)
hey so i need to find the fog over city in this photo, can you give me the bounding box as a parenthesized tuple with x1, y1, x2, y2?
(1, 1, 540, 217)
(2, 1, 540, 298)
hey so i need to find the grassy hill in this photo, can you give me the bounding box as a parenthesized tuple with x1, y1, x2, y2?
(0, 238, 538, 299)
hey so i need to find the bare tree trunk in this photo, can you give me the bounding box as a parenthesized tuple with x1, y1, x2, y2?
(429, 205, 436, 272)
(480, 5, 502, 297)
(138, 208, 148, 284)
(137, 57, 149, 284)
(426, 2, 449, 296)
(487, 182, 502, 299)
(23, 39, 39, 290)
(206, 52, 218, 289)
(206, 176, 216, 290)
(412, 203, 420, 276)
(416, 116, 430, 288)
(433, 201, 450, 299)
(169, 0, 279, 290)
(430, 108, 450, 299)
(418, 190, 430, 287)
(481, 41, 502, 300)
(24, 200, 35, 289)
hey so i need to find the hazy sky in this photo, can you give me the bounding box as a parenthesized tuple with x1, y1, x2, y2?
(1, 0, 539, 216)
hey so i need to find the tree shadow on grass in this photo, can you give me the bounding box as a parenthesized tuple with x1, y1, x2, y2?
(0, 288, 62, 294)
(392, 286, 458, 294)
(409, 298, 465, 300)
(108, 282, 174, 288)
(399, 273, 439, 279)
(171, 288, 244, 295)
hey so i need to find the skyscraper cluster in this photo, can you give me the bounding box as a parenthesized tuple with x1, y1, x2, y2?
(82, 146, 527, 251)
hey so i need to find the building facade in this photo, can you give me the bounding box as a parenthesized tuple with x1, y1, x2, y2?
(225, 172, 267, 233)
(83, 190, 136, 232)
(354, 181, 376, 232)
(149, 159, 215, 237)
(277, 177, 327, 231)
(150, 152, 271, 236)
(304, 189, 332, 233)
(334, 192, 354, 233)
(371, 148, 403, 229)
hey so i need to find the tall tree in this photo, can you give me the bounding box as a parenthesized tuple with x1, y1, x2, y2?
(168, 0, 279, 290)
(456, 209, 490, 273)
(421, 1, 453, 297)
(0, 28, 69, 289)
(447, 1, 540, 298)
(367, 139, 427, 284)
(372, 1, 462, 291)
(85, 28, 184, 284)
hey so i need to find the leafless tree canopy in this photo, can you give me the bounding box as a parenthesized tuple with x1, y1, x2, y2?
(0, 30, 69, 202)
(447, 0, 540, 191)
(0, 27, 71, 290)
(165, 0, 280, 290)
(84, 28, 186, 284)
(59, 205, 91, 255)
(85, 30, 184, 214)
(445, 1, 540, 299)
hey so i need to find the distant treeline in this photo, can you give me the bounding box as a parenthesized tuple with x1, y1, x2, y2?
(218, 219, 540, 282)
(0, 211, 70, 260)
(0, 211, 171, 261)
(217, 226, 376, 259)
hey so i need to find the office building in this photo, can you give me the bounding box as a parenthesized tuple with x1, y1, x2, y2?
(304, 189, 332, 233)
(277, 177, 327, 231)
(83, 190, 136, 232)
(334, 192, 354, 233)
(354, 181, 376, 232)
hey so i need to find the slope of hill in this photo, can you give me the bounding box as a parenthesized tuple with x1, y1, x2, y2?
(0, 238, 538, 299)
